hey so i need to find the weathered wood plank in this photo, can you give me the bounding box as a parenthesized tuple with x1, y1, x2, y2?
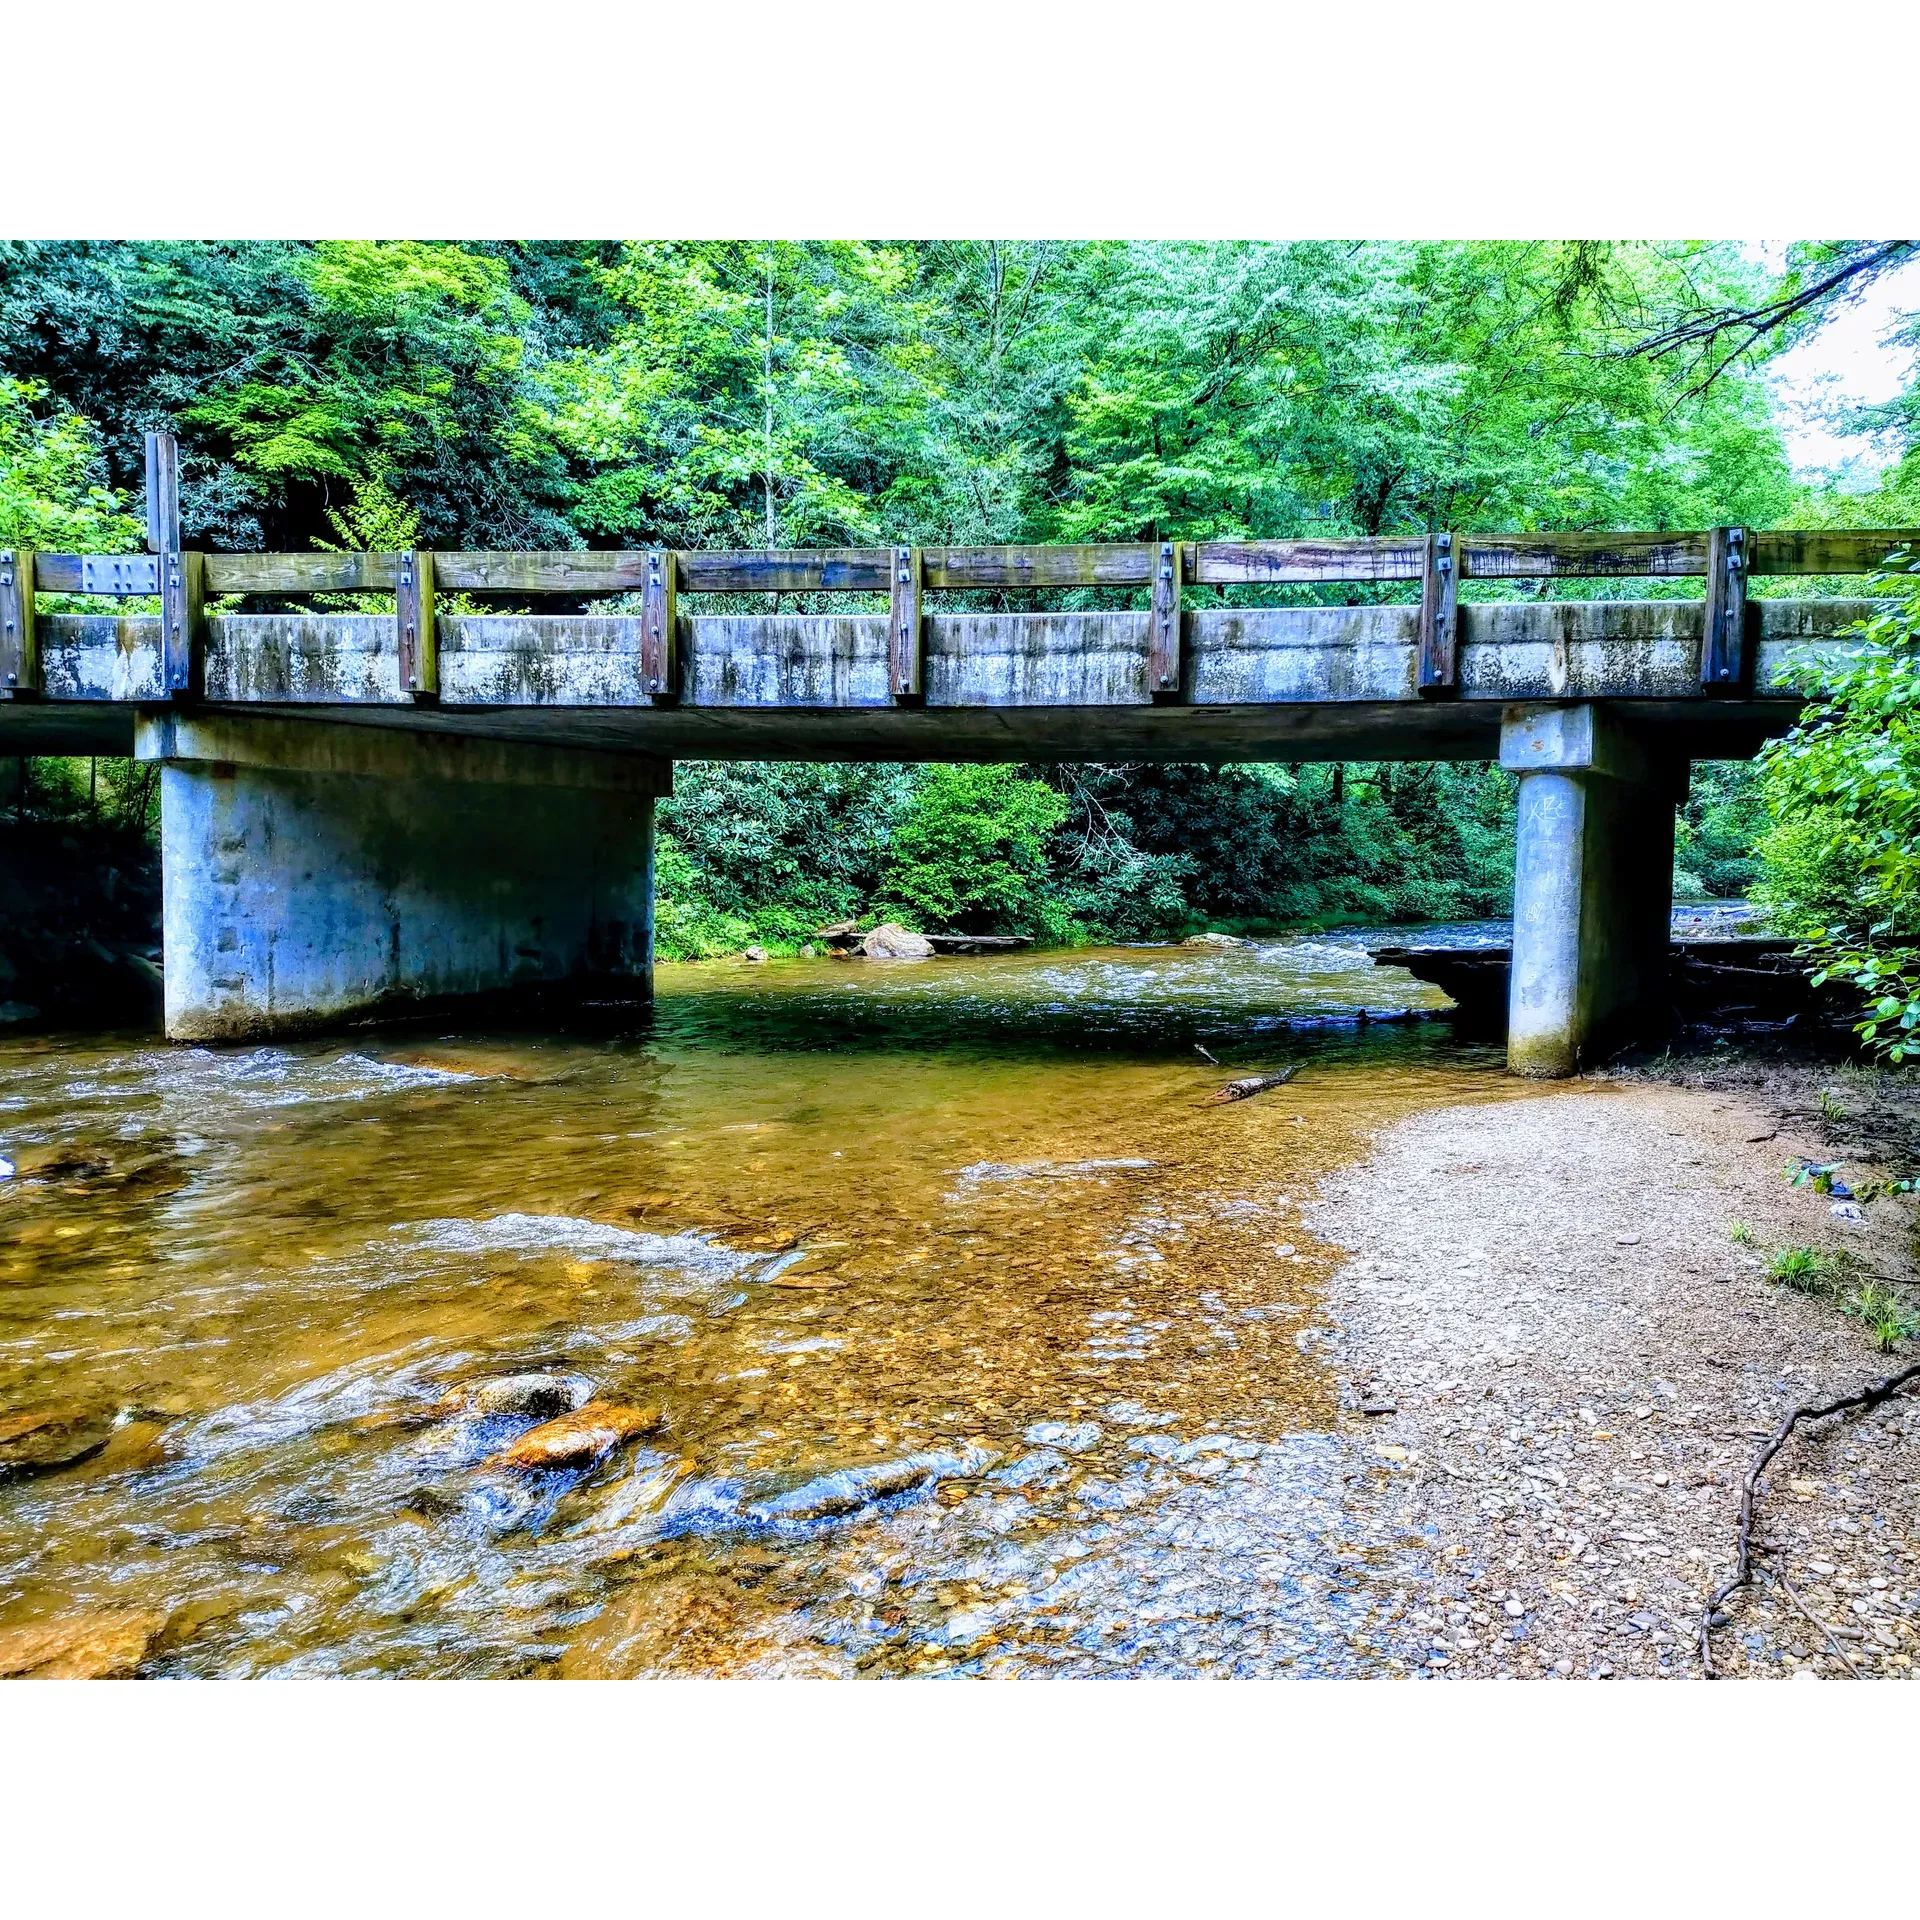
(34, 554, 158, 594)
(159, 550, 203, 695)
(678, 550, 892, 593)
(921, 544, 1156, 589)
(1150, 541, 1182, 692)
(0, 549, 35, 696)
(204, 552, 402, 594)
(1418, 532, 1459, 695)
(889, 545, 923, 697)
(397, 550, 437, 695)
(1459, 531, 1708, 578)
(1748, 529, 1920, 575)
(1190, 537, 1426, 583)
(432, 551, 653, 594)
(640, 551, 676, 696)
(145, 432, 181, 554)
(1702, 526, 1749, 691)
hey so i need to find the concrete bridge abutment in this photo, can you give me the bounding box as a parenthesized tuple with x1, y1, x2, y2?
(135, 714, 667, 1042)
(1500, 704, 1680, 1078)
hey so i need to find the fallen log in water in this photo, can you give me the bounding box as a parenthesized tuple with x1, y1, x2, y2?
(1209, 1067, 1298, 1104)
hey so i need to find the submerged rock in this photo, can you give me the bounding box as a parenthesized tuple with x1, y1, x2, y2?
(453, 1373, 585, 1420)
(747, 1446, 995, 1526)
(0, 1606, 166, 1679)
(4, 1142, 114, 1183)
(0, 1405, 116, 1479)
(860, 923, 933, 960)
(490, 1401, 664, 1471)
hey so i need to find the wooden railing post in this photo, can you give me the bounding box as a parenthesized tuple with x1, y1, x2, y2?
(1417, 530, 1459, 696)
(1150, 540, 1184, 695)
(641, 549, 677, 697)
(0, 548, 35, 698)
(889, 543, 923, 699)
(1701, 525, 1749, 692)
(147, 431, 202, 696)
(397, 549, 438, 697)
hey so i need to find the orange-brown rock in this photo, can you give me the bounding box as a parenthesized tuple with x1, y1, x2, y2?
(0, 1405, 116, 1478)
(0, 1607, 166, 1679)
(490, 1401, 663, 1470)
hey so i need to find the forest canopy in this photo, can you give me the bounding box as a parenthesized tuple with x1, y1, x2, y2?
(2, 238, 1915, 956)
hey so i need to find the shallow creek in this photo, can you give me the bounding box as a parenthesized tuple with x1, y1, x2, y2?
(1, 935, 1533, 1676)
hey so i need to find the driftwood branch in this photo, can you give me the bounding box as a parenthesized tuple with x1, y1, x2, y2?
(1699, 1356, 1920, 1676)
(1209, 1068, 1297, 1105)
(1774, 1562, 1863, 1679)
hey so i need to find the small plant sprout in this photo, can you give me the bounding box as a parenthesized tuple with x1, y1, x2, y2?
(1818, 1088, 1845, 1123)
(1842, 1282, 1920, 1354)
(1728, 1221, 1757, 1246)
(1766, 1246, 1849, 1297)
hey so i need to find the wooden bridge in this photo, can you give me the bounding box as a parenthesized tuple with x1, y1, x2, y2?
(0, 435, 1910, 1072)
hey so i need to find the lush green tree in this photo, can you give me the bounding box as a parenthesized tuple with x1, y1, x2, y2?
(1675, 762, 1769, 900)
(0, 377, 142, 550)
(882, 765, 1069, 934)
(1755, 566, 1920, 1058)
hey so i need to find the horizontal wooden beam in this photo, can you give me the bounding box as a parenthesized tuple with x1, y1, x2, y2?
(1191, 537, 1426, 583)
(676, 549, 891, 593)
(1747, 529, 1920, 576)
(922, 544, 1156, 589)
(1459, 531, 1707, 578)
(432, 550, 652, 594)
(26, 529, 1920, 606)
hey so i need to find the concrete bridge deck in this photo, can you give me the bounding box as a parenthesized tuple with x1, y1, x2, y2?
(0, 595, 1865, 765)
(1, 444, 1911, 1069)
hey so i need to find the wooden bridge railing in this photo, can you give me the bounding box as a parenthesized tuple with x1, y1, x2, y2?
(0, 434, 1914, 708)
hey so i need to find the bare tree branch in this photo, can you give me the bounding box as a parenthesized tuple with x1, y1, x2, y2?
(1699, 1354, 1920, 1676)
(1630, 241, 1918, 399)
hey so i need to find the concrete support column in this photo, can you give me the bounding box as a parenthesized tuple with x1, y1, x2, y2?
(1500, 705, 1678, 1078)
(135, 714, 668, 1041)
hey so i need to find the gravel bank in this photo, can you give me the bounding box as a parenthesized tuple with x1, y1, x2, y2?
(1312, 1081, 1920, 1679)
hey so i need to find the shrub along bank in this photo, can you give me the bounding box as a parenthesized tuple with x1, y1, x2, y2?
(654, 757, 1524, 958)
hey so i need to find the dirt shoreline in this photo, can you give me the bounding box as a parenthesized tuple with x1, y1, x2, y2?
(1311, 1078, 1920, 1679)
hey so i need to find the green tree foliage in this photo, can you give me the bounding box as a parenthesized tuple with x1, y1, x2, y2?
(1675, 762, 1769, 901)
(1755, 568, 1920, 1058)
(3, 236, 1886, 959)
(881, 766, 1070, 934)
(0, 378, 141, 550)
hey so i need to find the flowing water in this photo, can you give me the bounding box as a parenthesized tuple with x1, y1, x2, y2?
(0, 934, 1529, 1677)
